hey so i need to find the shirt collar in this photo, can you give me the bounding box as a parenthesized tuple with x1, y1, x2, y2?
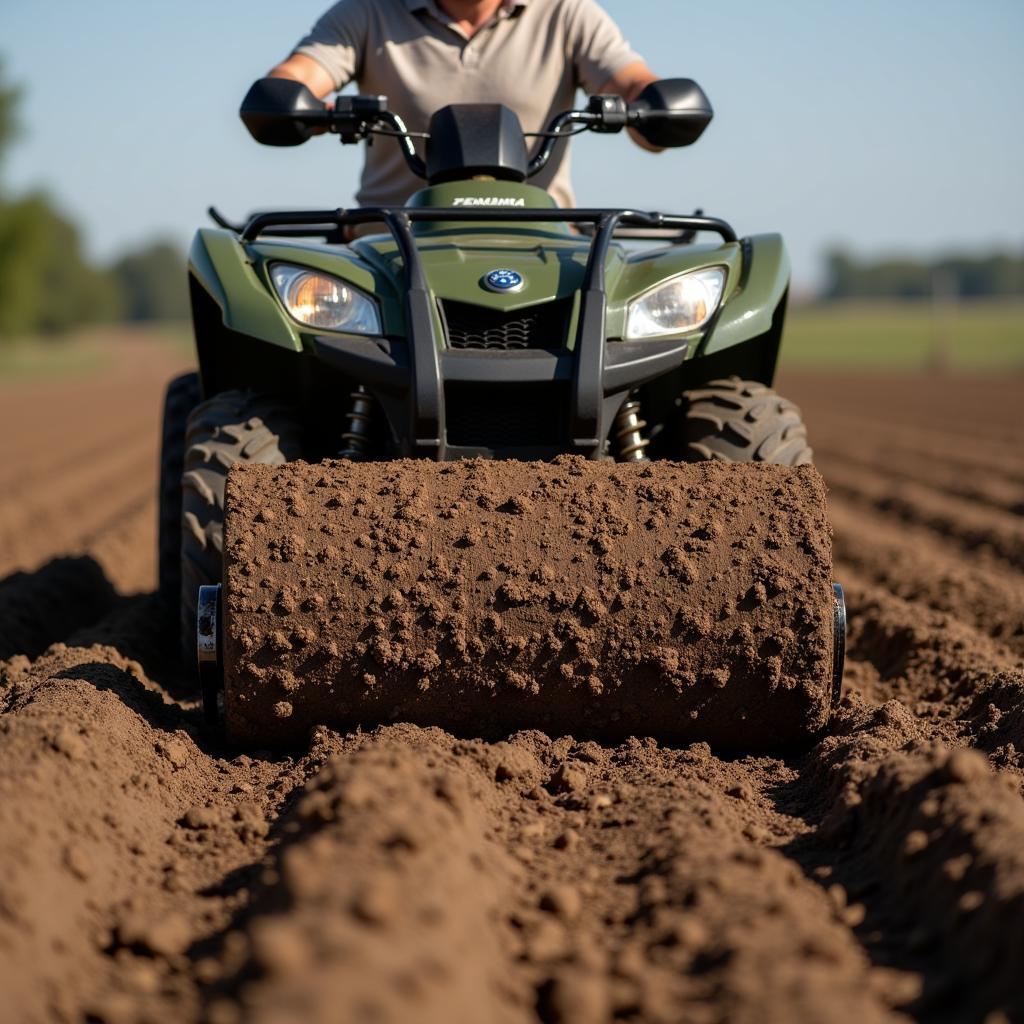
(404, 0, 528, 11)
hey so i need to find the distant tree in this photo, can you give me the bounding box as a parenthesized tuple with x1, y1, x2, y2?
(935, 253, 1024, 299)
(0, 194, 122, 337)
(0, 59, 19, 173)
(110, 241, 189, 321)
(0, 62, 122, 340)
(823, 247, 1024, 300)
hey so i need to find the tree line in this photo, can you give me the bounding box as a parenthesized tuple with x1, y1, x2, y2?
(0, 65, 188, 342)
(823, 248, 1024, 301)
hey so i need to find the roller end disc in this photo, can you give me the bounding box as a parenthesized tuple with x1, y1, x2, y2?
(197, 583, 223, 729)
(832, 582, 847, 707)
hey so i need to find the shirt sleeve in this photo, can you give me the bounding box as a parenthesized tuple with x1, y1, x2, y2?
(565, 0, 646, 94)
(292, 0, 369, 90)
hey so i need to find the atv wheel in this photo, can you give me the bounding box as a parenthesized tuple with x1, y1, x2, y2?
(158, 372, 200, 611)
(180, 391, 302, 663)
(680, 376, 813, 466)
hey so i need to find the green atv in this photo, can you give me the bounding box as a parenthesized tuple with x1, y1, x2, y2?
(159, 76, 814, 675)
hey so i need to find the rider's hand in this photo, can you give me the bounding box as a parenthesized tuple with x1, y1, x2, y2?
(268, 55, 336, 135)
(602, 62, 665, 153)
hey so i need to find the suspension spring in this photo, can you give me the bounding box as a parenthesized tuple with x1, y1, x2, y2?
(613, 397, 650, 462)
(339, 386, 375, 461)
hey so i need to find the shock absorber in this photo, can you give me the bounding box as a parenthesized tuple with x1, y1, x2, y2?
(613, 396, 650, 462)
(339, 386, 375, 461)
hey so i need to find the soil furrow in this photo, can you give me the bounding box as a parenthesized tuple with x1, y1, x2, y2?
(0, 557, 119, 661)
(829, 499, 1024, 654)
(0, 444, 157, 578)
(82, 496, 161, 594)
(0, 641, 218, 1024)
(205, 732, 530, 1024)
(785, 372, 1024, 442)
(0, 420, 162, 502)
(792, 704, 1024, 1022)
(833, 576, 1024, 779)
(821, 463, 1024, 570)
(0, 622, 330, 1024)
(814, 439, 1024, 515)
(0, 354, 177, 495)
(802, 415, 1024, 483)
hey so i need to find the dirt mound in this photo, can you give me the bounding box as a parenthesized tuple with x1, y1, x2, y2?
(1, 358, 1023, 1023)
(222, 458, 834, 748)
(0, 556, 118, 660)
(808, 702, 1024, 1016)
(206, 726, 916, 1024)
(0, 640, 213, 1022)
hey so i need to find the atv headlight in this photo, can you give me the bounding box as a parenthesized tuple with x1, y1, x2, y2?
(624, 267, 727, 340)
(270, 264, 381, 334)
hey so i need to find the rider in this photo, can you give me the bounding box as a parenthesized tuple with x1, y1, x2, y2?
(266, 0, 660, 208)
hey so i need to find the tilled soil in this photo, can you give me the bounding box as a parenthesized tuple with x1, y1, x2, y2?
(1, 355, 1022, 1024)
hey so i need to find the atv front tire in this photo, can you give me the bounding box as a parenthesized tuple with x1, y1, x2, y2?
(158, 372, 200, 611)
(680, 376, 813, 466)
(179, 391, 302, 662)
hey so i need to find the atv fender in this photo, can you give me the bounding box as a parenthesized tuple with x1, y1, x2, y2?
(702, 233, 790, 355)
(189, 229, 302, 351)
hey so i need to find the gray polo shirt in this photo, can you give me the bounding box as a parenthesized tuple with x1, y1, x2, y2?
(294, 0, 643, 207)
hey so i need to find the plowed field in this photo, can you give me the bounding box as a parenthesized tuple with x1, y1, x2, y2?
(1, 349, 1022, 1024)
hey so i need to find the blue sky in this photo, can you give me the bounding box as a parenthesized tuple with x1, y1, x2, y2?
(1, 0, 1021, 290)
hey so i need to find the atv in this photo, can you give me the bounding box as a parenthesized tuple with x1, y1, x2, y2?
(159, 77, 841, 747)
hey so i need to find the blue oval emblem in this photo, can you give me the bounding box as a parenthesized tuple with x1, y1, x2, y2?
(483, 269, 525, 293)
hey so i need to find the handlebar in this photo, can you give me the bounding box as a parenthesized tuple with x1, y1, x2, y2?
(316, 94, 643, 182)
(240, 77, 711, 180)
(526, 96, 646, 177)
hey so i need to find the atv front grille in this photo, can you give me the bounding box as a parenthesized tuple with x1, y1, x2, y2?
(445, 382, 566, 449)
(440, 298, 573, 351)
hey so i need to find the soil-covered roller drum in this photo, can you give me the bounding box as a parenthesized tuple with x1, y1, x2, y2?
(211, 458, 841, 748)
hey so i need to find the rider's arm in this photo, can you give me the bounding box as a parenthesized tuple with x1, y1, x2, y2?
(567, 0, 662, 152)
(269, 1, 366, 99)
(268, 54, 337, 99)
(265, 2, 367, 131)
(603, 60, 660, 103)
